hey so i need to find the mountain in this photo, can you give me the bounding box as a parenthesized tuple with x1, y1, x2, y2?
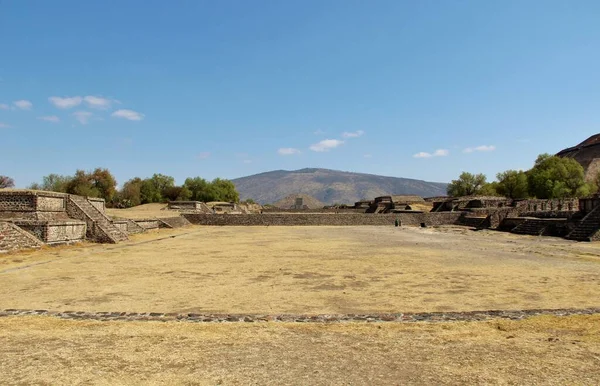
(232, 168, 448, 205)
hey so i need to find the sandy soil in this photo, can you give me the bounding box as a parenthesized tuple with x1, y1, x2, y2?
(1, 226, 599, 314)
(1, 314, 599, 385)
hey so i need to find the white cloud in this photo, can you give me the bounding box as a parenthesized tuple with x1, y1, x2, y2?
(49, 96, 82, 109)
(72, 111, 93, 124)
(111, 109, 144, 121)
(13, 100, 32, 110)
(342, 130, 364, 138)
(196, 152, 211, 160)
(243, 159, 252, 164)
(278, 147, 302, 155)
(313, 129, 326, 135)
(463, 145, 496, 153)
(0, 122, 11, 128)
(363, 154, 372, 158)
(413, 149, 450, 158)
(38, 115, 60, 123)
(84, 95, 115, 110)
(309, 139, 344, 152)
(413, 152, 432, 159)
(0, 103, 9, 110)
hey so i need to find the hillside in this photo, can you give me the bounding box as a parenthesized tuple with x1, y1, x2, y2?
(232, 168, 447, 205)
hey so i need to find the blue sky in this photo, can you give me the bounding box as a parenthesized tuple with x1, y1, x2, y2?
(1, 0, 599, 188)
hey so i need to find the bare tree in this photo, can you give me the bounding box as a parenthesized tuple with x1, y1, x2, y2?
(0, 175, 15, 189)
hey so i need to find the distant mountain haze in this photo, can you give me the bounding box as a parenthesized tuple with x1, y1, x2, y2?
(232, 168, 448, 205)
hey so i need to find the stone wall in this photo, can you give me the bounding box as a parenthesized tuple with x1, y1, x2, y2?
(12, 220, 86, 244)
(36, 196, 66, 212)
(0, 222, 43, 252)
(519, 199, 579, 212)
(0, 193, 35, 211)
(262, 208, 366, 214)
(134, 219, 160, 230)
(88, 198, 106, 213)
(183, 213, 464, 226)
(112, 220, 128, 233)
(580, 196, 600, 214)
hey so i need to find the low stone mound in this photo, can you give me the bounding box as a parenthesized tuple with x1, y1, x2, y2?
(0, 222, 43, 253)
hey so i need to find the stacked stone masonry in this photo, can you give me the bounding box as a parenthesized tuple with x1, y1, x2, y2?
(184, 213, 464, 226)
(0, 222, 43, 252)
(1, 307, 598, 323)
(12, 220, 86, 244)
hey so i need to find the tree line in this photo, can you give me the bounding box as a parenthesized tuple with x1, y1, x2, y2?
(11, 168, 241, 208)
(447, 153, 600, 199)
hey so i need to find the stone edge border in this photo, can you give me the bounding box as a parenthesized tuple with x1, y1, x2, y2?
(1, 308, 599, 323)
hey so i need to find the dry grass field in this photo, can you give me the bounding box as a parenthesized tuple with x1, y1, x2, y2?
(1, 315, 599, 384)
(1, 225, 600, 384)
(1, 226, 599, 314)
(105, 203, 181, 219)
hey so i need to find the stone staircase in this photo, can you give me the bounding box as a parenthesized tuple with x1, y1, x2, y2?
(511, 219, 550, 236)
(66, 195, 128, 244)
(566, 206, 600, 242)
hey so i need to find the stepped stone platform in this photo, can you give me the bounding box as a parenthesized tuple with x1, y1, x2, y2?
(2, 307, 598, 323)
(0, 190, 138, 249)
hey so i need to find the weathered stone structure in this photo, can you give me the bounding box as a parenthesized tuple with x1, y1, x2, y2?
(0, 190, 130, 250)
(0, 222, 44, 253)
(167, 201, 213, 213)
(184, 212, 464, 226)
(556, 133, 600, 182)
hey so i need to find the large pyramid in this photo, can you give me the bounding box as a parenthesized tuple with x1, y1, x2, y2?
(556, 134, 600, 182)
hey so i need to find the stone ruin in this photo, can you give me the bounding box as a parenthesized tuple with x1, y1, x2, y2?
(430, 195, 600, 242)
(0, 190, 169, 253)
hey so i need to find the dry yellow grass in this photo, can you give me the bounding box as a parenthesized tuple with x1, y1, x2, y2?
(0, 226, 599, 314)
(105, 203, 181, 219)
(0, 314, 599, 385)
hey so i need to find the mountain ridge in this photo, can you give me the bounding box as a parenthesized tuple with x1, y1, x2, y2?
(232, 168, 448, 205)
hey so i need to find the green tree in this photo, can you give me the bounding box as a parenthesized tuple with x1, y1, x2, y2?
(150, 174, 175, 199)
(183, 177, 210, 201)
(119, 177, 143, 207)
(447, 172, 487, 197)
(496, 170, 529, 199)
(210, 178, 240, 202)
(140, 179, 162, 203)
(479, 182, 500, 197)
(40, 174, 71, 192)
(163, 186, 192, 201)
(527, 154, 592, 198)
(90, 168, 117, 202)
(66, 170, 100, 197)
(0, 175, 15, 188)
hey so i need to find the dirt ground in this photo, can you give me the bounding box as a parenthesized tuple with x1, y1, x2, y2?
(1, 314, 599, 385)
(1, 225, 600, 384)
(1, 226, 599, 314)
